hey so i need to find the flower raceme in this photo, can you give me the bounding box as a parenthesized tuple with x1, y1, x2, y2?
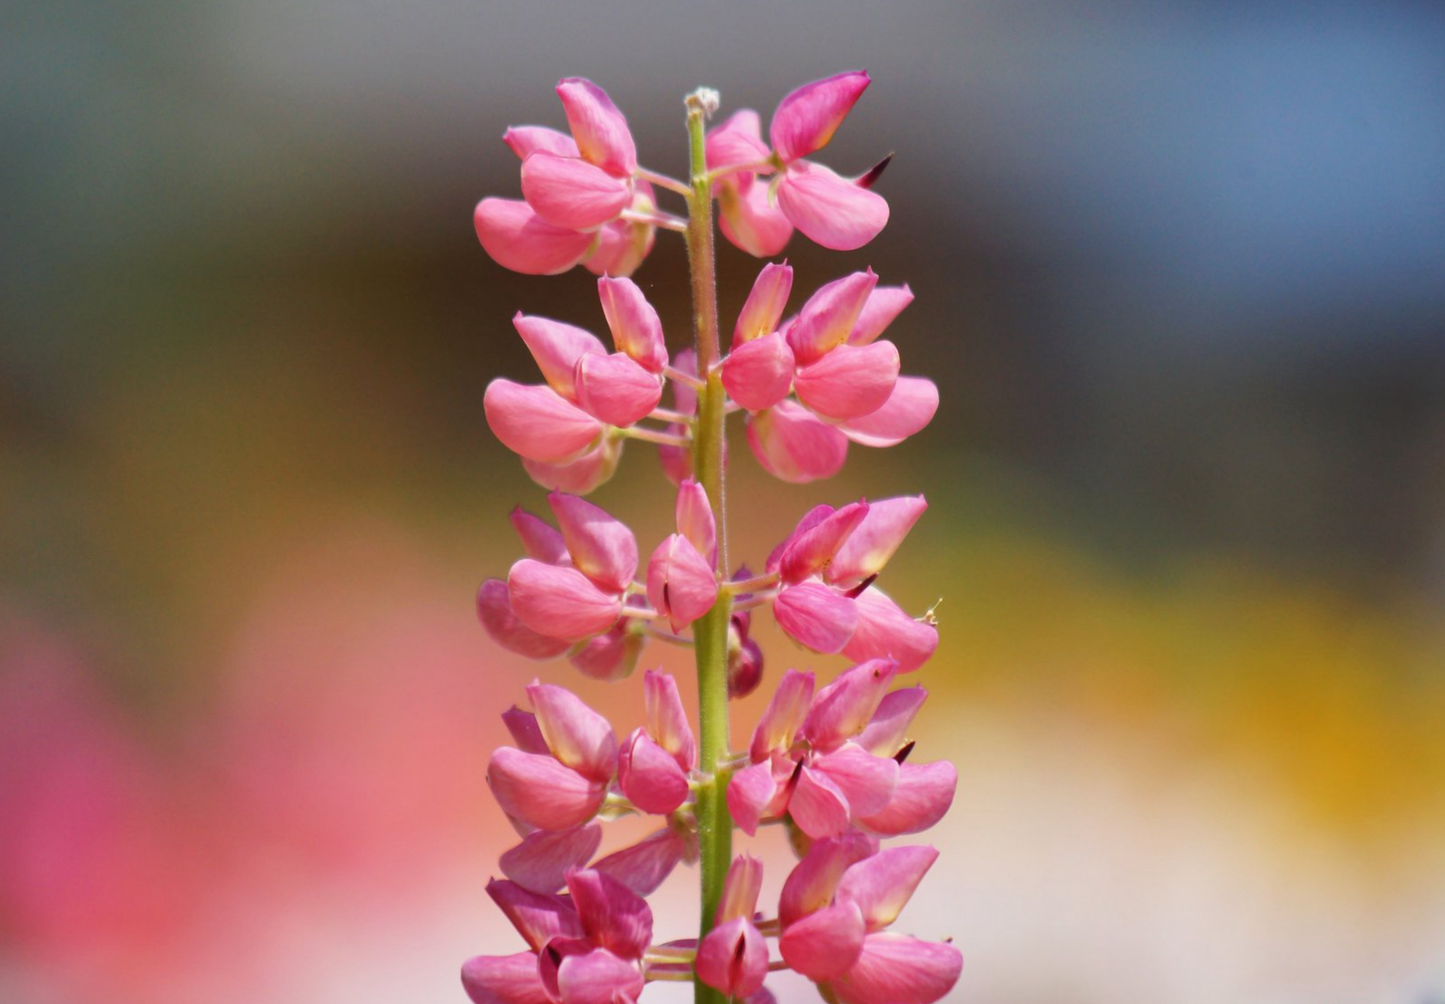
(467, 72, 962, 1004)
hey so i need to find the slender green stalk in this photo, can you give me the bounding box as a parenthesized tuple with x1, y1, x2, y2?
(683, 88, 732, 1004)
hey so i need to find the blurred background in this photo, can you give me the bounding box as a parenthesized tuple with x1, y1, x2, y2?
(4, 1, 1445, 1001)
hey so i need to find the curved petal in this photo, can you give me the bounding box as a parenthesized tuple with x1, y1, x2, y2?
(646, 534, 719, 633)
(778, 832, 878, 928)
(507, 559, 622, 641)
(706, 108, 771, 192)
(849, 284, 914, 346)
(802, 658, 899, 749)
(546, 493, 639, 594)
(520, 437, 621, 496)
(812, 743, 899, 818)
(474, 197, 593, 275)
(617, 728, 689, 815)
(521, 152, 632, 230)
(749, 668, 815, 761)
(486, 878, 584, 951)
(504, 125, 580, 161)
(582, 215, 654, 279)
(855, 685, 928, 757)
(512, 313, 605, 400)
(565, 868, 653, 960)
(836, 844, 938, 931)
(830, 933, 962, 1004)
(509, 507, 569, 564)
(733, 261, 794, 346)
(500, 824, 604, 895)
(555, 948, 645, 1004)
(842, 589, 938, 673)
(827, 495, 928, 586)
(596, 276, 668, 373)
(484, 379, 602, 463)
(838, 376, 938, 447)
(857, 760, 957, 836)
(770, 70, 872, 162)
(718, 179, 794, 258)
(573, 351, 663, 427)
(673, 479, 717, 569)
(502, 706, 550, 755)
(786, 268, 878, 366)
(462, 952, 552, 1004)
(746, 402, 849, 484)
(487, 749, 607, 832)
(790, 764, 852, 839)
(725, 759, 780, 836)
(591, 827, 688, 897)
(477, 579, 573, 660)
(556, 77, 637, 177)
(567, 621, 644, 682)
(721, 332, 795, 413)
(778, 899, 865, 981)
(777, 161, 890, 252)
(777, 500, 869, 585)
(794, 341, 901, 420)
(716, 854, 765, 924)
(695, 918, 768, 999)
(643, 669, 697, 771)
(773, 581, 857, 654)
(526, 681, 617, 783)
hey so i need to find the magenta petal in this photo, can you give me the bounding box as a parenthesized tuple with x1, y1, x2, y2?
(749, 668, 815, 761)
(477, 579, 572, 659)
(706, 109, 771, 187)
(526, 681, 617, 783)
(777, 162, 890, 252)
(857, 760, 957, 836)
(778, 500, 870, 585)
(773, 581, 857, 654)
(573, 351, 663, 427)
(520, 437, 621, 496)
(718, 179, 795, 258)
(778, 832, 878, 928)
(733, 261, 795, 346)
(507, 559, 622, 641)
(568, 621, 644, 682)
(767, 503, 836, 573)
(484, 379, 603, 463)
(582, 215, 653, 279)
(521, 151, 632, 230)
(716, 854, 764, 924)
(839, 376, 938, 447)
(837, 844, 938, 931)
(828, 495, 928, 586)
(790, 765, 852, 839)
(565, 868, 653, 960)
(794, 341, 901, 420)
(591, 827, 688, 897)
(596, 276, 668, 374)
(842, 589, 938, 673)
(500, 824, 604, 894)
(770, 70, 871, 162)
(462, 952, 551, 1004)
(504, 125, 580, 161)
(618, 728, 689, 814)
(695, 918, 769, 999)
(728, 632, 764, 699)
(803, 658, 899, 749)
(725, 760, 780, 836)
(556, 77, 637, 177)
(509, 507, 569, 564)
(474, 197, 593, 275)
(830, 933, 962, 1004)
(555, 948, 645, 1004)
(813, 743, 899, 818)
(849, 284, 914, 346)
(722, 332, 795, 413)
(486, 878, 584, 952)
(512, 313, 606, 400)
(673, 479, 717, 568)
(855, 685, 928, 756)
(747, 402, 849, 484)
(644, 669, 697, 771)
(546, 493, 639, 594)
(502, 706, 550, 755)
(488, 748, 607, 831)
(646, 534, 719, 633)
(786, 269, 879, 365)
(779, 899, 866, 981)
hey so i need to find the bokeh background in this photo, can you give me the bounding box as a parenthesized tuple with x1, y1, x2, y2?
(5, 1, 1445, 1002)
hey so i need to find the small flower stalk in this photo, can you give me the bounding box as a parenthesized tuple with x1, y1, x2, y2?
(465, 72, 961, 1004)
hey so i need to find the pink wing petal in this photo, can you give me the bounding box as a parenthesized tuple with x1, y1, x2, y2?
(733, 261, 795, 346)
(827, 495, 928, 586)
(770, 70, 872, 162)
(838, 376, 938, 447)
(830, 933, 962, 1004)
(746, 402, 849, 483)
(790, 764, 853, 840)
(520, 437, 621, 496)
(706, 108, 771, 192)
(573, 351, 663, 427)
(506, 559, 622, 641)
(812, 743, 900, 818)
(581, 215, 654, 278)
(673, 479, 718, 568)
(778, 832, 878, 928)
(778, 500, 869, 585)
(794, 341, 901, 420)
(721, 332, 795, 413)
(462, 951, 552, 1004)
(725, 759, 780, 836)
(487, 749, 607, 832)
(499, 824, 604, 895)
(502, 706, 550, 755)
(748, 668, 815, 762)
(520, 151, 632, 230)
(643, 669, 697, 771)
(484, 379, 602, 463)
(568, 620, 644, 682)
(842, 589, 938, 673)
(617, 728, 689, 815)
(779, 899, 866, 981)
(596, 276, 668, 374)
(591, 827, 689, 897)
(695, 918, 769, 999)
(716, 855, 764, 924)
(486, 878, 584, 952)
(565, 868, 654, 960)
(854, 685, 928, 757)
(836, 844, 939, 931)
(718, 179, 795, 257)
(477, 579, 573, 660)
(777, 161, 890, 252)
(525, 681, 617, 783)
(646, 534, 719, 633)
(504, 125, 581, 161)
(509, 507, 569, 564)
(802, 658, 899, 750)
(556, 77, 637, 177)
(773, 581, 857, 654)
(512, 312, 606, 400)
(786, 268, 879, 366)
(849, 284, 914, 346)
(856, 759, 957, 837)
(555, 948, 645, 1004)
(474, 197, 593, 275)
(547, 492, 639, 594)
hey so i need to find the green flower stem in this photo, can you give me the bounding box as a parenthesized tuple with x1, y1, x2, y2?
(684, 88, 732, 1004)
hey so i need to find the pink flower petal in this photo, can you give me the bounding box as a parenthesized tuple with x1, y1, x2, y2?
(565, 868, 653, 960)
(786, 269, 879, 365)
(854, 685, 928, 757)
(718, 179, 794, 258)
(507, 559, 622, 641)
(716, 854, 764, 924)
(484, 379, 603, 463)
(486, 878, 584, 951)
(779, 899, 865, 981)
(546, 492, 639, 594)
(706, 109, 771, 193)
(673, 479, 717, 568)
(725, 759, 779, 836)
(462, 952, 552, 1004)
(803, 658, 899, 750)
(487, 749, 607, 832)
(778, 500, 869, 585)
(812, 743, 900, 818)
(789, 765, 852, 839)
(842, 589, 938, 673)
(591, 827, 689, 897)
(526, 681, 617, 783)
(849, 284, 914, 346)
(749, 668, 815, 761)
(573, 351, 663, 427)
(728, 633, 764, 699)
(596, 276, 668, 374)
(617, 728, 689, 814)
(509, 507, 569, 564)
(696, 918, 769, 999)
(477, 579, 573, 659)
(733, 261, 795, 346)
(512, 313, 606, 400)
(794, 341, 901, 420)
(722, 332, 795, 413)
(856, 760, 957, 837)
(646, 534, 719, 633)
(555, 947, 645, 1004)
(770, 70, 872, 162)
(838, 376, 938, 447)
(568, 620, 644, 682)
(777, 161, 890, 252)
(773, 581, 857, 654)
(830, 933, 962, 1004)
(474, 197, 593, 275)
(746, 401, 849, 483)
(520, 437, 621, 496)
(520, 151, 632, 230)
(502, 706, 550, 755)
(500, 824, 604, 895)
(556, 77, 637, 177)
(836, 844, 938, 931)
(778, 832, 878, 928)
(581, 215, 653, 279)
(503, 125, 580, 161)
(767, 503, 836, 572)
(644, 669, 696, 771)
(827, 495, 927, 585)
